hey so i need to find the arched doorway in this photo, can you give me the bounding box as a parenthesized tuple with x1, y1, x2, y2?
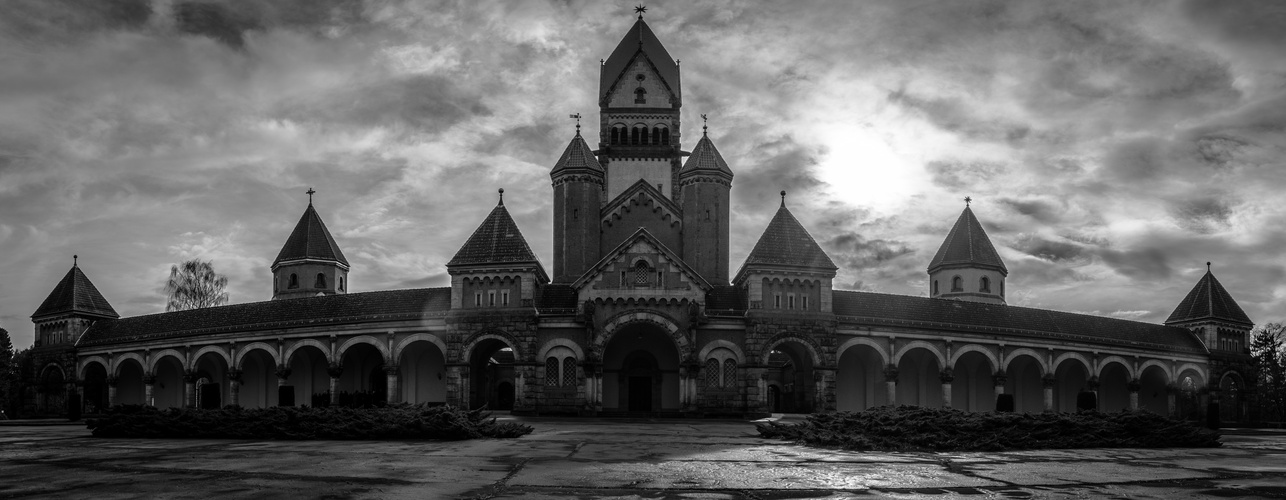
(1175, 371, 1203, 420)
(1053, 357, 1090, 413)
(286, 344, 328, 407)
(468, 338, 516, 410)
(1099, 362, 1131, 412)
(399, 340, 447, 404)
(952, 350, 994, 412)
(1139, 365, 1169, 415)
(1005, 355, 1044, 413)
(339, 343, 385, 407)
(239, 349, 277, 409)
(150, 356, 183, 408)
(81, 362, 109, 413)
(39, 365, 66, 414)
(896, 348, 942, 407)
(192, 351, 229, 409)
(1220, 371, 1244, 423)
(764, 341, 816, 413)
(602, 322, 680, 413)
(837, 343, 886, 411)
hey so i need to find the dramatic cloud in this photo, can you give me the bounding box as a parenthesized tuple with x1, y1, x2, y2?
(2, 0, 1285, 349)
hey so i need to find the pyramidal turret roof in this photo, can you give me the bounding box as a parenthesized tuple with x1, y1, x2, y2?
(601, 18, 680, 103)
(1165, 266, 1253, 326)
(448, 192, 545, 274)
(32, 261, 119, 320)
(739, 196, 837, 273)
(928, 206, 1007, 274)
(274, 202, 349, 268)
(550, 132, 603, 176)
(680, 134, 733, 176)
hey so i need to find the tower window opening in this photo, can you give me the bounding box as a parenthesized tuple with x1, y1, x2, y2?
(489, 291, 496, 306)
(660, 127, 670, 145)
(651, 127, 661, 145)
(315, 273, 326, 289)
(951, 276, 963, 292)
(1000, 281, 1004, 296)
(288, 273, 299, 289)
(788, 294, 795, 310)
(802, 296, 809, 311)
(502, 290, 510, 306)
(573, 208, 578, 220)
(774, 293, 782, 309)
(657, 271, 664, 287)
(475, 293, 481, 306)
(634, 261, 649, 285)
(980, 276, 991, 293)
(640, 126, 649, 144)
(338, 276, 345, 291)
(631, 127, 641, 145)
(634, 87, 647, 104)
(933, 280, 939, 295)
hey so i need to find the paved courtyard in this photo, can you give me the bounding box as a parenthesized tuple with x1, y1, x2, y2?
(1, 415, 1284, 499)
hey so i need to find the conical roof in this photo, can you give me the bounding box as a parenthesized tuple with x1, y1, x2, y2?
(32, 263, 119, 320)
(601, 18, 680, 103)
(740, 199, 837, 272)
(550, 133, 603, 176)
(928, 206, 1007, 274)
(680, 134, 733, 176)
(448, 195, 544, 269)
(1165, 267, 1253, 326)
(273, 203, 349, 268)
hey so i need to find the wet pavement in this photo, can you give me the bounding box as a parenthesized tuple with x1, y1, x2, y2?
(1, 415, 1284, 499)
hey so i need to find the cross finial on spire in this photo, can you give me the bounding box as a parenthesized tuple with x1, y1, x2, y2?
(498, 188, 504, 206)
(569, 113, 582, 136)
(1207, 261, 1212, 272)
(307, 187, 316, 205)
(635, 4, 647, 19)
(780, 190, 786, 207)
(964, 196, 972, 207)
(73, 254, 78, 267)
(701, 113, 708, 136)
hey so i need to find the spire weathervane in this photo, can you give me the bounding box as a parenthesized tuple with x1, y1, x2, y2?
(73, 254, 78, 267)
(307, 187, 316, 205)
(701, 113, 708, 136)
(498, 188, 504, 206)
(569, 113, 582, 136)
(1207, 261, 1212, 272)
(780, 190, 786, 207)
(635, 4, 647, 19)
(964, 196, 971, 207)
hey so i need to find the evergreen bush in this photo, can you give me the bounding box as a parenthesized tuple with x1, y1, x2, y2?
(1076, 391, 1097, 412)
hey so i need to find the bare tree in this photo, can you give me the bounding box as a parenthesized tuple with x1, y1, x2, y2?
(1252, 322, 1286, 422)
(165, 259, 229, 311)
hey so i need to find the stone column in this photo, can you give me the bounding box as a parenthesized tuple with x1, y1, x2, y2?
(1086, 376, 1101, 411)
(992, 371, 1007, 406)
(1042, 374, 1056, 412)
(183, 370, 198, 408)
(327, 362, 344, 407)
(275, 366, 291, 407)
(594, 365, 604, 411)
(227, 369, 243, 407)
(678, 365, 689, 409)
(813, 372, 824, 412)
(143, 374, 156, 407)
(1166, 384, 1178, 417)
(384, 365, 400, 404)
(757, 371, 768, 412)
(883, 364, 899, 404)
(1128, 379, 1141, 410)
(106, 376, 119, 406)
(939, 368, 954, 409)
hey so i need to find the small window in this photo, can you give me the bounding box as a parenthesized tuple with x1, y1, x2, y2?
(951, 276, 963, 292)
(774, 294, 782, 308)
(802, 296, 809, 311)
(488, 291, 496, 306)
(705, 359, 720, 388)
(502, 290, 510, 306)
(723, 359, 737, 388)
(315, 273, 326, 289)
(546, 358, 559, 386)
(573, 208, 578, 220)
(288, 273, 299, 289)
(933, 280, 939, 295)
(631, 127, 640, 145)
(475, 293, 481, 306)
(640, 126, 650, 144)
(634, 261, 649, 285)
(338, 276, 345, 291)
(562, 357, 577, 387)
(657, 271, 664, 288)
(634, 87, 647, 104)
(660, 127, 670, 145)
(1000, 281, 1005, 296)
(705, 210, 711, 221)
(651, 126, 661, 145)
(788, 294, 795, 310)
(980, 276, 991, 293)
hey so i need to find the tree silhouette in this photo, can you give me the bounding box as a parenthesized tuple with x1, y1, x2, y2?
(165, 259, 229, 311)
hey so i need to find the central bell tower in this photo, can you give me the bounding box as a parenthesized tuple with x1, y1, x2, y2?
(597, 12, 683, 200)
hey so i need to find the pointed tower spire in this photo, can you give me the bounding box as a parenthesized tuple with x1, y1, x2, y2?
(448, 195, 549, 306)
(733, 200, 838, 310)
(272, 193, 350, 300)
(928, 202, 1007, 304)
(1166, 264, 1252, 327)
(32, 259, 118, 348)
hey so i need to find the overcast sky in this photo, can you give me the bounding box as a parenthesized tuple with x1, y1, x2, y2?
(3, 0, 1284, 349)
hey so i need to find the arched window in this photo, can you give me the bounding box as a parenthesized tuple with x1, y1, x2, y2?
(722, 359, 737, 388)
(951, 276, 963, 292)
(640, 126, 649, 145)
(932, 280, 939, 295)
(545, 357, 559, 386)
(288, 273, 299, 289)
(651, 127, 661, 145)
(630, 126, 641, 145)
(660, 127, 670, 145)
(315, 273, 326, 288)
(1000, 281, 1004, 296)
(705, 359, 720, 388)
(338, 276, 345, 291)
(634, 87, 647, 104)
(980, 276, 990, 293)
(634, 260, 649, 285)
(562, 357, 577, 387)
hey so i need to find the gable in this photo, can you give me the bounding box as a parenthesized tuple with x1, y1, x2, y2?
(573, 229, 708, 305)
(606, 57, 677, 109)
(601, 180, 683, 256)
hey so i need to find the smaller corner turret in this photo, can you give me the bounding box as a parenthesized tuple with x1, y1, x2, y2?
(271, 189, 350, 300)
(927, 198, 1007, 305)
(733, 191, 837, 313)
(31, 255, 119, 348)
(1165, 262, 1254, 355)
(448, 189, 550, 309)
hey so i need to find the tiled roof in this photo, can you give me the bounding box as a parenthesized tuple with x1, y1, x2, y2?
(928, 206, 1006, 274)
(706, 285, 746, 312)
(601, 18, 680, 105)
(536, 284, 579, 312)
(1165, 270, 1253, 326)
(32, 264, 119, 320)
(550, 133, 603, 176)
(833, 290, 1208, 354)
(273, 203, 349, 267)
(737, 202, 837, 276)
(78, 288, 451, 347)
(447, 200, 544, 271)
(679, 135, 732, 176)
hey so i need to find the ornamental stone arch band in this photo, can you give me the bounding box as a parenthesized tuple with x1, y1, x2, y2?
(836, 337, 890, 366)
(114, 352, 146, 375)
(284, 339, 333, 365)
(462, 330, 525, 363)
(79, 355, 109, 379)
(394, 333, 450, 362)
(337, 335, 392, 364)
(1096, 355, 1135, 379)
(1138, 359, 1173, 382)
(189, 345, 232, 371)
(537, 338, 586, 362)
(147, 349, 184, 373)
(760, 333, 824, 367)
(233, 342, 280, 370)
(596, 311, 688, 359)
(698, 339, 745, 364)
(1001, 347, 1049, 375)
(948, 343, 999, 372)
(1052, 351, 1093, 374)
(892, 340, 947, 367)
(1175, 363, 1207, 386)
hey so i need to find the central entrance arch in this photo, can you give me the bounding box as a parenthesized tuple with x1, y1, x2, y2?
(602, 321, 681, 412)
(466, 337, 516, 411)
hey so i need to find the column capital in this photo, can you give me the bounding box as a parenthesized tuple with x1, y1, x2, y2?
(1042, 374, 1057, 388)
(939, 368, 954, 383)
(142, 374, 157, 385)
(227, 369, 244, 383)
(1126, 379, 1142, 392)
(383, 365, 401, 375)
(1086, 376, 1100, 390)
(275, 365, 292, 380)
(327, 362, 344, 378)
(992, 371, 1007, 387)
(106, 376, 119, 388)
(183, 370, 199, 383)
(883, 364, 899, 383)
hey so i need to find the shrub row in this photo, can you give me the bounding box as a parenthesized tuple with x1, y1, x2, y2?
(757, 405, 1221, 451)
(86, 404, 533, 440)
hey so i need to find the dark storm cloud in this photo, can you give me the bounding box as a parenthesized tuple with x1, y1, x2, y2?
(1101, 247, 1172, 281)
(273, 75, 492, 134)
(1011, 234, 1087, 263)
(888, 90, 1031, 144)
(174, 0, 370, 48)
(824, 232, 914, 270)
(1181, 0, 1286, 50)
(924, 159, 1006, 190)
(731, 135, 825, 211)
(1, 0, 152, 42)
(1193, 135, 1249, 167)
(1169, 196, 1235, 234)
(998, 197, 1062, 224)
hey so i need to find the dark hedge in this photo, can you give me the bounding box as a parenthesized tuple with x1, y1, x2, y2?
(86, 404, 533, 440)
(757, 405, 1220, 451)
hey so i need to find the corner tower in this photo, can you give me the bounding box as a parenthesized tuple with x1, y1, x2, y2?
(31, 256, 118, 348)
(928, 200, 1007, 304)
(551, 129, 605, 283)
(1165, 263, 1253, 355)
(598, 13, 683, 201)
(272, 191, 350, 300)
(679, 129, 733, 284)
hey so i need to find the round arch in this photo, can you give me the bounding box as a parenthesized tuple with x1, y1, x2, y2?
(1052, 352, 1092, 374)
(188, 345, 231, 371)
(949, 344, 999, 372)
(1002, 347, 1049, 375)
(338, 335, 391, 364)
(233, 342, 279, 370)
(1175, 363, 1207, 387)
(395, 333, 450, 362)
(596, 312, 687, 360)
(462, 330, 525, 364)
(836, 337, 890, 366)
(1138, 359, 1173, 383)
(40, 363, 67, 381)
(79, 356, 109, 379)
(115, 352, 147, 376)
(284, 338, 332, 365)
(147, 349, 184, 373)
(1096, 355, 1135, 379)
(537, 338, 585, 362)
(892, 340, 946, 367)
(760, 333, 823, 367)
(697, 340, 744, 363)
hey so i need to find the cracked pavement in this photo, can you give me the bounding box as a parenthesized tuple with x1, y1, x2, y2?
(1, 415, 1284, 499)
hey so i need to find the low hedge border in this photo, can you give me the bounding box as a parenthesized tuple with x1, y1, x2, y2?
(86, 404, 533, 440)
(757, 405, 1220, 451)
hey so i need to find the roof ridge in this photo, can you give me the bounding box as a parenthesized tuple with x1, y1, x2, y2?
(273, 203, 349, 267)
